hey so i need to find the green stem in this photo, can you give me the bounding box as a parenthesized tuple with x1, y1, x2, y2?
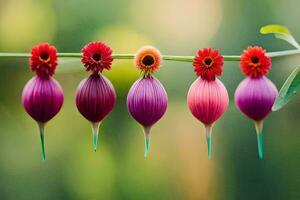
(143, 126, 151, 159)
(254, 121, 264, 160)
(0, 49, 300, 62)
(267, 49, 300, 58)
(205, 125, 213, 160)
(91, 122, 101, 152)
(162, 55, 194, 62)
(38, 122, 46, 161)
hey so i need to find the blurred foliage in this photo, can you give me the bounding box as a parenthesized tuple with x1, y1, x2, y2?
(260, 24, 300, 49)
(273, 66, 300, 111)
(0, 0, 299, 200)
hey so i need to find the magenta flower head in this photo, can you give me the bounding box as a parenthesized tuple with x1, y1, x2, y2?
(187, 48, 229, 159)
(22, 43, 64, 160)
(235, 46, 278, 159)
(76, 41, 116, 151)
(127, 46, 168, 158)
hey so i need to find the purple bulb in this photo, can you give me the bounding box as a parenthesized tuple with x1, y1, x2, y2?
(235, 76, 278, 159)
(77, 41, 116, 151)
(22, 43, 64, 160)
(22, 76, 64, 123)
(235, 76, 278, 121)
(127, 76, 168, 158)
(76, 74, 116, 151)
(76, 74, 116, 122)
(22, 76, 64, 160)
(236, 46, 278, 159)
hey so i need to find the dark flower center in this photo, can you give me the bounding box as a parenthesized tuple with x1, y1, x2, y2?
(204, 57, 213, 67)
(142, 55, 155, 66)
(39, 52, 49, 61)
(92, 53, 102, 62)
(251, 56, 259, 64)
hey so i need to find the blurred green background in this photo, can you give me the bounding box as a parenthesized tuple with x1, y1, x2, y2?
(0, 0, 299, 199)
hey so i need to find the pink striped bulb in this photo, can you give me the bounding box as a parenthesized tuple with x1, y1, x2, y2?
(187, 78, 229, 159)
(188, 48, 228, 159)
(187, 78, 229, 125)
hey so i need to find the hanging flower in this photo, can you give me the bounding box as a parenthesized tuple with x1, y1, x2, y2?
(81, 41, 113, 74)
(187, 48, 229, 159)
(127, 46, 168, 159)
(193, 48, 224, 81)
(240, 46, 271, 77)
(134, 46, 162, 75)
(235, 46, 278, 159)
(22, 43, 64, 160)
(76, 41, 116, 151)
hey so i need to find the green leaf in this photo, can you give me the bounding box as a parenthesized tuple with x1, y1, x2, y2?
(260, 25, 300, 49)
(272, 66, 300, 111)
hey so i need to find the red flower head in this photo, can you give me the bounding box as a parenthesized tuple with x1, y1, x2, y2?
(81, 41, 113, 74)
(30, 43, 58, 77)
(193, 48, 224, 81)
(134, 46, 162, 75)
(240, 46, 271, 77)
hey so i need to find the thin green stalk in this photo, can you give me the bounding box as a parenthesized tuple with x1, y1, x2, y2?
(267, 49, 300, 58)
(91, 122, 101, 152)
(0, 49, 300, 62)
(112, 54, 134, 59)
(38, 122, 46, 161)
(0, 53, 30, 58)
(143, 126, 151, 159)
(162, 55, 194, 62)
(205, 125, 213, 160)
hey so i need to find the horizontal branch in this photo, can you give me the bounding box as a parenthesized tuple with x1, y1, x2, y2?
(0, 49, 300, 62)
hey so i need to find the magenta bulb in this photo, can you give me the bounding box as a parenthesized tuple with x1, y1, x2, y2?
(235, 76, 278, 121)
(76, 74, 116, 151)
(22, 76, 64, 123)
(22, 43, 64, 160)
(127, 76, 168, 158)
(76, 41, 116, 151)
